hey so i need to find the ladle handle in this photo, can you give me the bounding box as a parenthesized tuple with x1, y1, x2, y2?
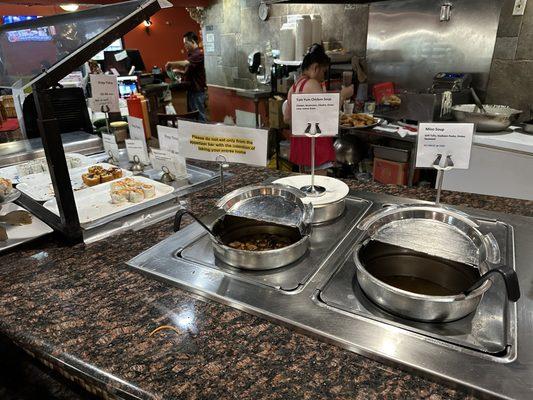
(464, 265, 520, 302)
(470, 88, 486, 114)
(173, 209, 217, 241)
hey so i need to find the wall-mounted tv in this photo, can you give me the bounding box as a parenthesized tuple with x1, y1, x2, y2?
(2, 15, 52, 43)
(2, 15, 39, 25)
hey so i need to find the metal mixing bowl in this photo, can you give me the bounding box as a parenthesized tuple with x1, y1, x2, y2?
(451, 104, 521, 132)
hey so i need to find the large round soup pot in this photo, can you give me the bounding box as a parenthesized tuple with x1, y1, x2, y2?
(211, 215, 309, 270)
(353, 204, 520, 322)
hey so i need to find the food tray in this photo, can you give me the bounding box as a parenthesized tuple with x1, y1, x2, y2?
(0, 203, 53, 253)
(43, 176, 176, 229)
(16, 163, 132, 202)
(0, 153, 93, 184)
(340, 116, 384, 130)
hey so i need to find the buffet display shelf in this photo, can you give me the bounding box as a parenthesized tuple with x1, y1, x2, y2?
(0, 132, 103, 168)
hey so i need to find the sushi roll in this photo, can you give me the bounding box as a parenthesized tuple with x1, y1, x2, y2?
(129, 188, 144, 203)
(100, 172, 114, 183)
(110, 180, 127, 191)
(141, 183, 155, 198)
(110, 189, 129, 204)
(82, 173, 100, 187)
(122, 177, 138, 187)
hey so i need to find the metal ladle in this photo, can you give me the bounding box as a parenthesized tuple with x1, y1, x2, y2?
(470, 88, 487, 114)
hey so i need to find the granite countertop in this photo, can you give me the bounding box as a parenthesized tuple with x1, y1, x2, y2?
(0, 162, 531, 400)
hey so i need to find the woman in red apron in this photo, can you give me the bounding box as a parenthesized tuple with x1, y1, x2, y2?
(283, 44, 354, 173)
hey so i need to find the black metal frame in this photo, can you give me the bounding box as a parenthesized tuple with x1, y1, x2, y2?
(12, 0, 163, 243)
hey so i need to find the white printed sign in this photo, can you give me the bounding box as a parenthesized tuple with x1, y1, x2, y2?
(416, 123, 474, 169)
(89, 74, 120, 113)
(125, 139, 150, 164)
(157, 125, 180, 154)
(127, 116, 146, 142)
(177, 120, 268, 167)
(102, 133, 119, 159)
(291, 93, 340, 136)
(150, 149, 186, 177)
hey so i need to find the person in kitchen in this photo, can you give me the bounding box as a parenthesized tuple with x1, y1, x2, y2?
(283, 43, 354, 174)
(165, 31, 207, 122)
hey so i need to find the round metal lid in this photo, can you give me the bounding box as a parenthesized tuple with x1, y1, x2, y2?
(216, 184, 314, 234)
(357, 203, 501, 266)
(273, 175, 349, 207)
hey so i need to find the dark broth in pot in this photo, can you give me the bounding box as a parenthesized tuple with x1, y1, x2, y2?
(360, 241, 480, 296)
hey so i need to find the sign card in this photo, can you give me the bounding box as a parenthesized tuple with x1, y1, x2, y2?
(89, 74, 120, 113)
(125, 139, 150, 164)
(291, 93, 340, 137)
(102, 133, 119, 159)
(416, 123, 474, 169)
(157, 125, 180, 154)
(127, 116, 146, 142)
(177, 120, 268, 167)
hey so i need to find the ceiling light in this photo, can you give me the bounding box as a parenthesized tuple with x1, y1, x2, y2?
(59, 4, 79, 12)
(143, 19, 152, 27)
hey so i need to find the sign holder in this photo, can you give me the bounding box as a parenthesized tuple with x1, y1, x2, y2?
(215, 154, 230, 193)
(433, 153, 454, 205)
(300, 123, 326, 197)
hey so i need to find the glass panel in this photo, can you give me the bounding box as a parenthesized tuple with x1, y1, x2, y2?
(0, 0, 151, 89)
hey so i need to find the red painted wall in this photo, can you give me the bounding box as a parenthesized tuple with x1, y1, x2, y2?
(123, 7, 200, 70)
(208, 86, 269, 126)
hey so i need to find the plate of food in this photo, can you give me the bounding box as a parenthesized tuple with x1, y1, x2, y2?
(0, 203, 53, 253)
(43, 176, 175, 229)
(0, 177, 20, 205)
(16, 163, 132, 202)
(340, 113, 383, 129)
(0, 153, 92, 184)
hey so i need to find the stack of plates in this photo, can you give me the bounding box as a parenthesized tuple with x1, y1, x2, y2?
(273, 175, 349, 223)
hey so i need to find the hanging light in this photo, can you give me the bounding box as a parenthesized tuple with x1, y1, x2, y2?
(59, 4, 80, 12)
(143, 19, 153, 27)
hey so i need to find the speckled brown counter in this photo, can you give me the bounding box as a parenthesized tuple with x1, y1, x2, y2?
(0, 162, 531, 400)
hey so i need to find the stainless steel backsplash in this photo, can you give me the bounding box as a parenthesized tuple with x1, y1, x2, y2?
(367, 0, 504, 92)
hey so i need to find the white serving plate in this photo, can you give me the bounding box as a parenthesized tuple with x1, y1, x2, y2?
(43, 176, 175, 229)
(0, 152, 93, 184)
(16, 163, 132, 202)
(0, 203, 53, 253)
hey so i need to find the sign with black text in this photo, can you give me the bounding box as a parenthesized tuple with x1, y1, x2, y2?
(291, 93, 340, 136)
(89, 74, 119, 113)
(177, 120, 268, 167)
(416, 123, 474, 169)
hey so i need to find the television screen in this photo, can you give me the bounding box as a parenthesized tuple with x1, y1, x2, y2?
(2, 15, 38, 25)
(2, 16, 52, 43)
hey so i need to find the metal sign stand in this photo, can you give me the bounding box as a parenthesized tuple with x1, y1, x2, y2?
(300, 122, 326, 197)
(433, 153, 454, 205)
(216, 154, 229, 193)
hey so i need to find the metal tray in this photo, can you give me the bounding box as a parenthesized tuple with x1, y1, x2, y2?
(43, 176, 175, 229)
(0, 203, 53, 253)
(16, 163, 132, 202)
(340, 117, 385, 131)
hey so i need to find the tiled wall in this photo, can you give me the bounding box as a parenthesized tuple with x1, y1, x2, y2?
(203, 0, 369, 89)
(486, 0, 533, 120)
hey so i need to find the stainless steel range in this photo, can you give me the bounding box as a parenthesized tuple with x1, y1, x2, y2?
(127, 191, 533, 399)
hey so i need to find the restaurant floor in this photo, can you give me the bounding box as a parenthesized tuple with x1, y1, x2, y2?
(0, 334, 96, 400)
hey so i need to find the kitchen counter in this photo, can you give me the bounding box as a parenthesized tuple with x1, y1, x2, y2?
(0, 162, 532, 399)
(473, 129, 533, 154)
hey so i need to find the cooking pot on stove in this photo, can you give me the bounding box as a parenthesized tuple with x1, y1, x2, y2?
(353, 204, 520, 322)
(174, 184, 313, 270)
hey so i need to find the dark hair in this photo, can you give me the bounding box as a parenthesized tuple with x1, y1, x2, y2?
(183, 31, 199, 44)
(301, 43, 330, 71)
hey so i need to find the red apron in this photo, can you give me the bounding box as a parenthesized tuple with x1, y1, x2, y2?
(288, 77, 336, 167)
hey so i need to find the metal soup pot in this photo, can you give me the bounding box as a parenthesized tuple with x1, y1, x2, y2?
(174, 184, 313, 270)
(353, 204, 520, 322)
